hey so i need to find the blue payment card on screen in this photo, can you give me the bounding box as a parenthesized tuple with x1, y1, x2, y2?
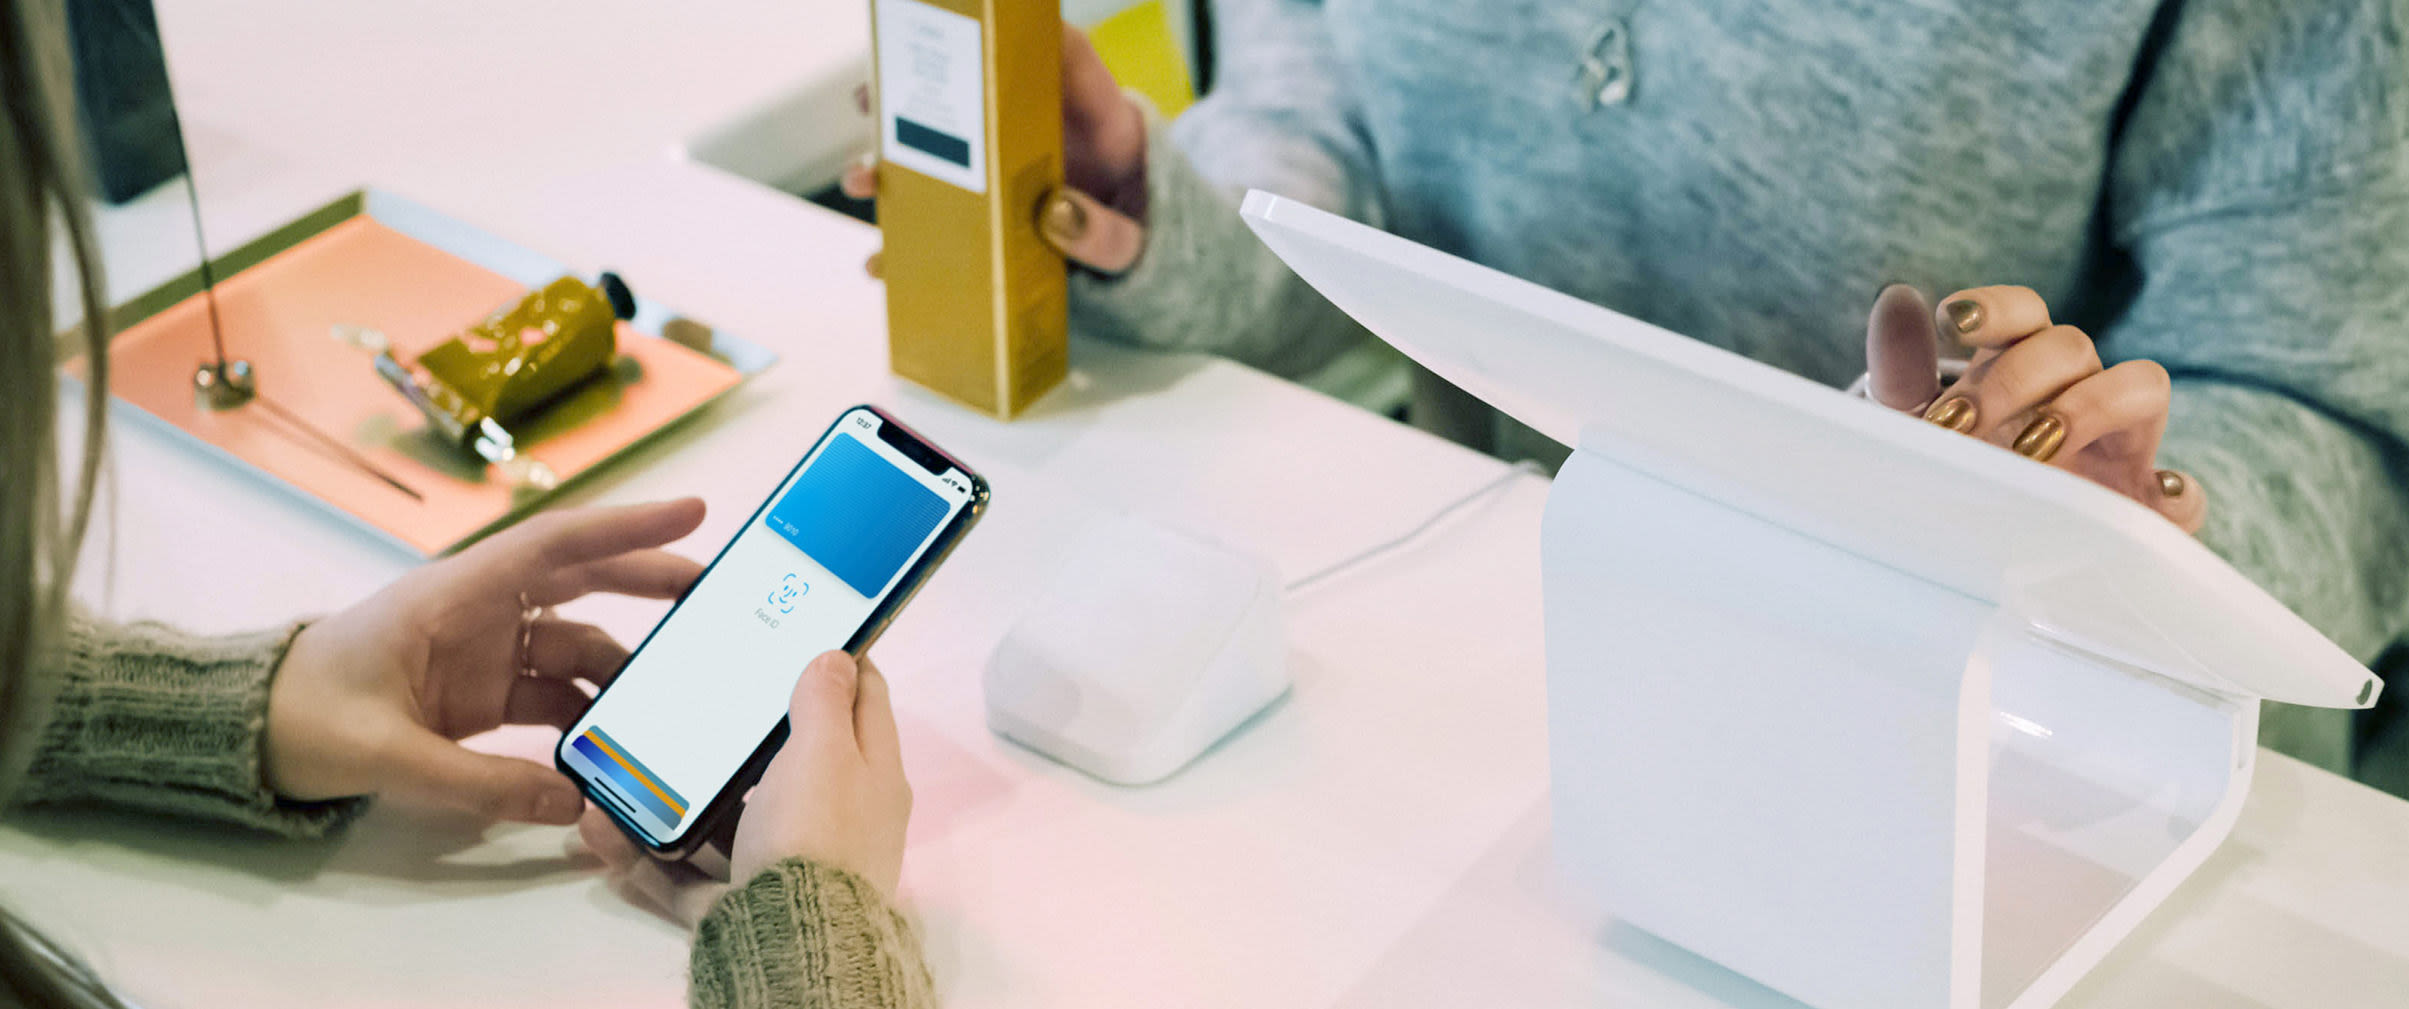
(766, 433, 950, 597)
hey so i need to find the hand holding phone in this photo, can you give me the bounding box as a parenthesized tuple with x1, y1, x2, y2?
(732, 649, 910, 891)
(559, 406, 986, 855)
(265, 499, 708, 825)
(577, 648, 909, 922)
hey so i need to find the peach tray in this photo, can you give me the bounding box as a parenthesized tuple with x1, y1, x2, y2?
(77, 189, 776, 556)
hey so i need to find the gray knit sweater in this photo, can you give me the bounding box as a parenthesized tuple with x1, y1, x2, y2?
(0, 616, 933, 1009)
(1072, 0, 2409, 770)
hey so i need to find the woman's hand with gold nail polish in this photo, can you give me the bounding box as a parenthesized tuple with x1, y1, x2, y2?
(1864, 284, 2206, 533)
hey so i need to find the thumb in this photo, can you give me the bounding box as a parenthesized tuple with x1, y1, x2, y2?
(1865, 284, 1943, 412)
(1036, 186, 1144, 275)
(382, 729, 584, 825)
(789, 651, 863, 754)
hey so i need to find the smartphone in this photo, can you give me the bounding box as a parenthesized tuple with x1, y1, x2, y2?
(557, 405, 988, 855)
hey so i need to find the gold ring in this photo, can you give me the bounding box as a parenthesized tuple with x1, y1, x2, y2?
(517, 591, 542, 677)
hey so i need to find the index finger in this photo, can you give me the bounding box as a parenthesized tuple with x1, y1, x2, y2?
(1865, 284, 1941, 412)
(1935, 285, 2053, 349)
(1036, 187, 1143, 275)
(505, 498, 707, 571)
(528, 549, 706, 607)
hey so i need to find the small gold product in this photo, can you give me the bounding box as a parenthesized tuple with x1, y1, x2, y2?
(376, 273, 634, 477)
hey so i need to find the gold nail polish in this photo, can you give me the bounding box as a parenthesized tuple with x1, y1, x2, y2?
(2012, 412, 2067, 462)
(1923, 395, 1977, 433)
(1040, 194, 1088, 249)
(1943, 299, 1985, 335)
(2158, 469, 2187, 498)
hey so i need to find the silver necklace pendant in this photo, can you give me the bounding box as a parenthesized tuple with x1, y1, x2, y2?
(1573, 17, 1634, 109)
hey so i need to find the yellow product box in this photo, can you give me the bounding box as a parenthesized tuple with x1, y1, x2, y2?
(872, 0, 1066, 418)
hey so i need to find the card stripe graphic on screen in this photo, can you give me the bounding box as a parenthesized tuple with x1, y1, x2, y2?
(574, 727, 687, 824)
(765, 433, 951, 597)
(585, 729, 685, 815)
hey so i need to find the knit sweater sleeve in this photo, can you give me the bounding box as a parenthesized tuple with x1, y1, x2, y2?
(688, 859, 937, 1009)
(4, 613, 365, 837)
(2102, 0, 2409, 771)
(1067, 0, 1382, 379)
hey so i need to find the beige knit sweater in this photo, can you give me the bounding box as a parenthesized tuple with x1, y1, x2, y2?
(0, 615, 936, 1009)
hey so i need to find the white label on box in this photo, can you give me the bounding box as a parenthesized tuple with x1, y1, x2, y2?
(877, 0, 987, 194)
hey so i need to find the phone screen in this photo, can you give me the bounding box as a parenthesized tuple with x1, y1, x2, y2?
(559, 406, 978, 847)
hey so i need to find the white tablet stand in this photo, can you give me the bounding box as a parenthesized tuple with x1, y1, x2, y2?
(1241, 191, 2381, 1009)
(1549, 445, 2264, 1008)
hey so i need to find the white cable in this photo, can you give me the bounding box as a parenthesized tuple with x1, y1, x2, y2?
(1284, 460, 1547, 595)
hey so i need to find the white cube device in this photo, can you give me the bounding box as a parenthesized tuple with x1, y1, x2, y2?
(984, 514, 1289, 786)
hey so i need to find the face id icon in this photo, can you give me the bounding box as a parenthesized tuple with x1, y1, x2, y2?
(770, 573, 806, 614)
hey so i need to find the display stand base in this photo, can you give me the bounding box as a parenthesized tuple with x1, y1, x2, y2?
(1544, 448, 2253, 1009)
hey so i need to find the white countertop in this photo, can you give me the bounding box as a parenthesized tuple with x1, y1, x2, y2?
(7, 3, 2407, 1007)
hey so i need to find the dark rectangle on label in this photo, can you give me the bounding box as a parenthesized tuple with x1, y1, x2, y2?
(896, 117, 971, 167)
